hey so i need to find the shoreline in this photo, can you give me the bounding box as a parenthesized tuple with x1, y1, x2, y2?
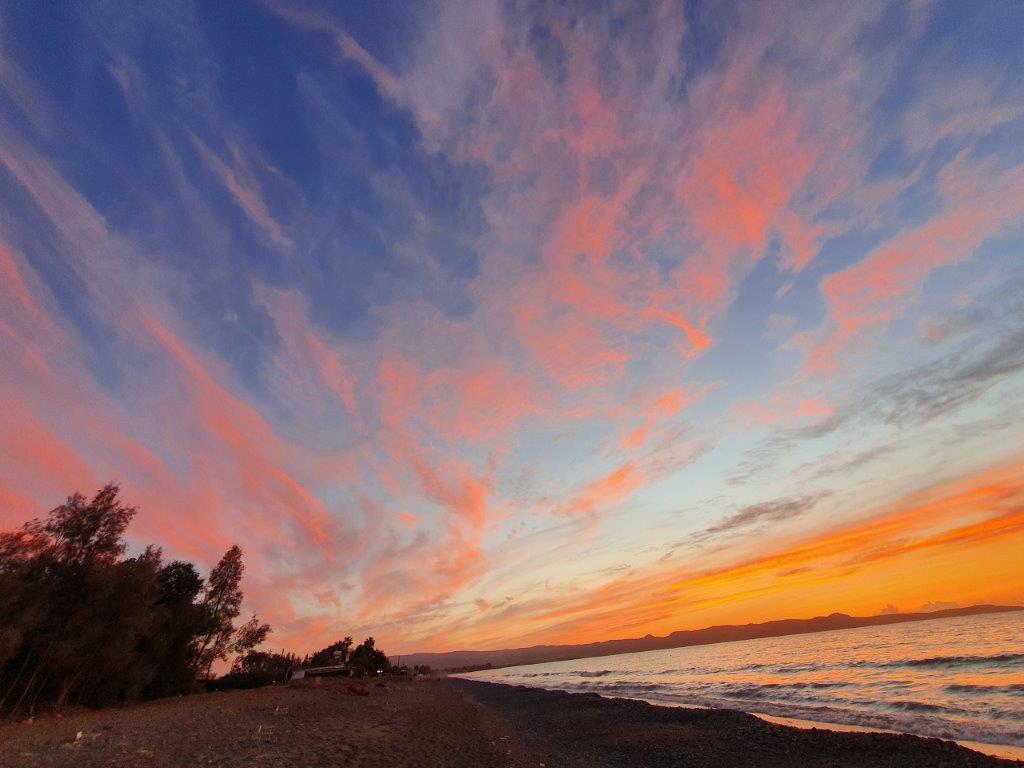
(566, 692, 1024, 761)
(453, 671, 1024, 761)
(751, 713, 1024, 762)
(554, 688, 1024, 761)
(1, 677, 1019, 767)
(451, 678, 1022, 767)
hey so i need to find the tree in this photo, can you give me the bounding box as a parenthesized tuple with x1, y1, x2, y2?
(143, 561, 206, 698)
(0, 486, 272, 711)
(1, 487, 157, 709)
(349, 637, 389, 677)
(29, 484, 136, 566)
(231, 614, 272, 660)
(192, 545, 245, 679)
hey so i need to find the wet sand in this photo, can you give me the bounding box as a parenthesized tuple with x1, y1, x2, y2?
(453, 679, 1021, 767)
(0, 677, 1017, 767)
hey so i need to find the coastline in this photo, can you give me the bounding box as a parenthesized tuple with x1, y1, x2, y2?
(450, 678, 1022, 767)
(752, 713, 1024, 763)
(0, 677, 1018, 767)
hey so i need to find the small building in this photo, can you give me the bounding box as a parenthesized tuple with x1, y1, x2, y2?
(290, 664, 352, 681)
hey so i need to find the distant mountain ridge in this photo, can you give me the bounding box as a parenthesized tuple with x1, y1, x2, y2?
(402, 604, 1022, 671)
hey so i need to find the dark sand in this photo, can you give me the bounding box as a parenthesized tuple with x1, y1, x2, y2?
(0, 679, 512, 768)
(452, 679, 1021, 767)
(0, 677, 1017, 767)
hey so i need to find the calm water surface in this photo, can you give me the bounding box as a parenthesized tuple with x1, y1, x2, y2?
(459, 612, 1024, 751)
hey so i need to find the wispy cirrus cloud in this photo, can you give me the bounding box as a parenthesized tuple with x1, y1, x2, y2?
(700, 495, 824, 540)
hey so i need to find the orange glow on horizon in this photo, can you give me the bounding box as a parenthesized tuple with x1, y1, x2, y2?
(399, 461, 1024, 654)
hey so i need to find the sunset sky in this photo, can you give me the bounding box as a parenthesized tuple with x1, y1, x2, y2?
(1, 0, 1023, 655)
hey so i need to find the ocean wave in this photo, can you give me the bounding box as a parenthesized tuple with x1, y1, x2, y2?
(461, 613, 1024, 748)
(842, 652, 1024, 670)
(945, 682, 1024, 694)
(475, 677, 1024, 748)
(584, 689, 1024, 747)
(905, 652, 1024, 668)
(596, 682, 664, 692)
(887, 700, 952, 714)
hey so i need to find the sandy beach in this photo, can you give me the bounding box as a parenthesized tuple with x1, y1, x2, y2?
(0, 678, 1017, 768)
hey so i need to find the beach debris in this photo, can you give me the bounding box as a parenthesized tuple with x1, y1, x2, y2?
(273, 705, 289, 715)
(61, 732, 85, 750)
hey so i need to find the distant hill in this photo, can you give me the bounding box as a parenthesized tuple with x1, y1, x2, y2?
(402, 604, 1022, 672)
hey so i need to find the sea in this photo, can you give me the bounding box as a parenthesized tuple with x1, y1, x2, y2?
(457, 611, 1024, 758)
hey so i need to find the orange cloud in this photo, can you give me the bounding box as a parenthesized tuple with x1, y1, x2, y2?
(556, 461, 644, 519)
(644, 308, 713, 361)
(416, 461, 1024, 651)
(620, 384, 714, 450)
(675, 73, 823, 280)
(428, 364, 542, 445)
(513, 304, 630, 391)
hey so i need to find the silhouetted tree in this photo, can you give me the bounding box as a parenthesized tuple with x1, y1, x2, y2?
(27, 485, 136, 566)
(192, 545, 245, 679)
(232, 615, 272, 660)
(143, 561, 206, 698)
(349, 637, 390, 677)
(0, 485, 270, 713)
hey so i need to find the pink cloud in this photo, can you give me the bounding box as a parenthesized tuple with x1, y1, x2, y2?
(261, 1, 405, 107)
(620, 384, 715, 451)
(803, 158, 1024, 374)
(259, 287, 357, 412)
(140, 313, 341, 553)
(0, 240, 50, 329)
(672, 69, 824, 291)
(736, 394, 834, 427)
(556, 462, 644, 519)
(188, 133, 293, 251)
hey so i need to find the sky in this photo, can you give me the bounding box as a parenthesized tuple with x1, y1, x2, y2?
(1, 0, 1023, 656)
